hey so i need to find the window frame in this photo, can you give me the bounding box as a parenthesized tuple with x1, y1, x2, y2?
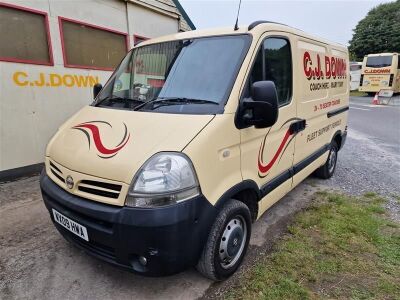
(95, 34, 253, 115)
(58, 16, 129, 71)
(134, 34, 149, 46)
(0, 2, 54, 66)
(243, 35, 293, 108)
(397, 54, 400, 70)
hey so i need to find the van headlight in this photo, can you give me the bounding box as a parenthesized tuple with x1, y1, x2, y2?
(126, 153, 200, 207)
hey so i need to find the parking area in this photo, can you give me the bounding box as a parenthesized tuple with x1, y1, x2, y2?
(0, 173, 326, 299)
(1, 96, 399, 299)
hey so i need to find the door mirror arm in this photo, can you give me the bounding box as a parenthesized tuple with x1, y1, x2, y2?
(93, 83, 103, 99)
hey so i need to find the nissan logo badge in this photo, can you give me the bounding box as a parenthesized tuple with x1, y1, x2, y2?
(66, 176, 74, 189)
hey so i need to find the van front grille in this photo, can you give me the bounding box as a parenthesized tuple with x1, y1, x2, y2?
(48, 160, 123, 201)
(77, 180, 122, 199)
(50, 161, 65, 184)
(51, 169, 65, 183)
(80, 180, 122, 192)
(78, 186, 120, 199)
(50, 161, 62, 174)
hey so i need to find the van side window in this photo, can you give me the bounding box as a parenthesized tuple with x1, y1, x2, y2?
(263, 38, 292, 106)
(249, 49, 263, 86)
(247, 37, 292, 106)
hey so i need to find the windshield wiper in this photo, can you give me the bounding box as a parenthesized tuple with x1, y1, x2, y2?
(96, 96, 144, 108)
(98, 96, 142, 103)
(134, 97, 218, 111)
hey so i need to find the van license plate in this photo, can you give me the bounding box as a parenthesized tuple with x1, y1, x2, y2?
(52, 209, 89, 241)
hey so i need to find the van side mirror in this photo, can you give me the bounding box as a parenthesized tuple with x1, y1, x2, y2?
(93, 83, 103, 99)
(236, 81, 279, 129)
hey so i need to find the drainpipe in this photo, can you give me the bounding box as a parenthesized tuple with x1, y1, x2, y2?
(125, 0, 131, 49)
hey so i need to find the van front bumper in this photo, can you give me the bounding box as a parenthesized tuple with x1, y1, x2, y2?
(40, 172, 217, 276)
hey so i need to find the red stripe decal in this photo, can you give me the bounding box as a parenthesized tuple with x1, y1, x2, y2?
(258, 128, 292, 174)
(73, 124, 130, 155)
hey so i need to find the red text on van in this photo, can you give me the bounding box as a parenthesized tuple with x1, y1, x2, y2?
(303, 52, 347, 80)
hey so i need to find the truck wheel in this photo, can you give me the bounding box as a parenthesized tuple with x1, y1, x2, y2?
(315, 141, 338, 179)
(196, 199, 251, 281)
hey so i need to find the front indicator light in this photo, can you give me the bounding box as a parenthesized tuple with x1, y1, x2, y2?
(126, 186, 200, 207)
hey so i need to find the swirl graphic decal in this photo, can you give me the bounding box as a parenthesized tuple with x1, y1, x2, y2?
(72, 121, 130, 159)
(258, 118, 302, 178)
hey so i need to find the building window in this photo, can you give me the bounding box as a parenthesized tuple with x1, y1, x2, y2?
(134, 35, 149, 46)
(0, 3, 53, 65)
(263, 38, 292, 106)
(59, 17, 128, 70)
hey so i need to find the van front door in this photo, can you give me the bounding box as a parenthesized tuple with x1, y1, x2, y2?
(240, 35, 297, 215)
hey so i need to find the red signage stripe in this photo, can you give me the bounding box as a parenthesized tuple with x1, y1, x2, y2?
(258, 128, 292, 174)
(74, 124, 130, 155)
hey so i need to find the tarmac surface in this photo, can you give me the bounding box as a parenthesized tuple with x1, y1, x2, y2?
(1, 95, 399, 299)
(330, 95, 400, 221)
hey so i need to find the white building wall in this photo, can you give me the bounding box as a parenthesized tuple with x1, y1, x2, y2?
(0, 0, 188, 178)
(128, 4, 178, 38)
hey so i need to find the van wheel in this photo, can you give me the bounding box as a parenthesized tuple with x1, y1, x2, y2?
(196, 199, 251, 281)
(315, 141, 338, 179)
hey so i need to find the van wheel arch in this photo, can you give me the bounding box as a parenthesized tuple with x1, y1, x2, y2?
(332, 130, 343, 150)
(215, 180, 260, 222)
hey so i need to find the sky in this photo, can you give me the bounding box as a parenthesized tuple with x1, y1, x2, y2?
(179, 0, 394, 45)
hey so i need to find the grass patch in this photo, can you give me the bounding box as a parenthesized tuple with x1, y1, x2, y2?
(363, 191, 377, 198)
(227, 193, 400, 300)
(350, 90, 368, 97)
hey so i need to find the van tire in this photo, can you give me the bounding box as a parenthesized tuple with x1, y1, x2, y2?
(196, 199, 251, 281)
(315, 141, 338, 179)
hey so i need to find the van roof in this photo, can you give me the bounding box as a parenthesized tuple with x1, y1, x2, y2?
(136, 21, 346, 51)
(366, 53, 398, 57)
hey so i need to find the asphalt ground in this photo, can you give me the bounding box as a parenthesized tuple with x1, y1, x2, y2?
(1, 95, 399, 299)
(327, 95, 400, 220)
(349, 95, 400, 152)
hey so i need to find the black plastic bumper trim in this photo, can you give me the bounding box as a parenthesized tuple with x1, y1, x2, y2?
(260, 144, 329, 198)
(40, 172, 217, 276)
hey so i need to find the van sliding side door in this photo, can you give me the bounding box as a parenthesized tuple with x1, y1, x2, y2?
(292, 38, 348, 186)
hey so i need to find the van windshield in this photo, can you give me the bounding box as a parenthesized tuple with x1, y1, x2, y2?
(95, 35, 251, 114)
(366, 56, 392, 68)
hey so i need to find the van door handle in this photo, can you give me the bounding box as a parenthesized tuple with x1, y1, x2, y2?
(289, 119, 306, 134)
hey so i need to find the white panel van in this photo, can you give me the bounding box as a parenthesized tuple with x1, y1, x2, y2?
(40, 21, 349, 280)
(350, 62, 362, 91)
